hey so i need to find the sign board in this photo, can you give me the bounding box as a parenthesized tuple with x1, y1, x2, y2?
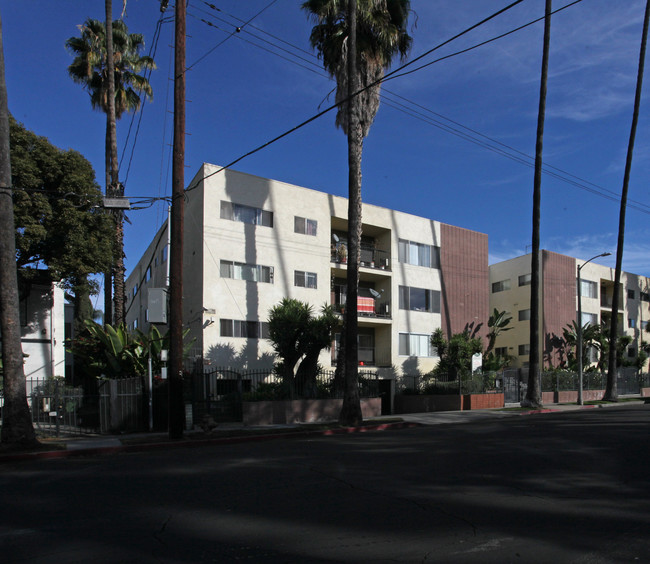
(472, 352, 483, 373)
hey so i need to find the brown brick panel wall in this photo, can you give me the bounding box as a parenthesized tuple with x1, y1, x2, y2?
(440, 224, 489, 341)
(542, 251, 576, 367)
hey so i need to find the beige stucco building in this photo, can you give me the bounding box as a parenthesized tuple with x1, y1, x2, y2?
(126, 164, 489, 375)
(489, 250, 650, 370)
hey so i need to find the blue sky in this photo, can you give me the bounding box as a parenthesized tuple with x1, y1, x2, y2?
(3, 0, 649, 306)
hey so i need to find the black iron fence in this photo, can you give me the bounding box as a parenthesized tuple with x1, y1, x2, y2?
(185, 366, 381, 424)
(540, 368, 647, 394)
(396, 372, 503, 396)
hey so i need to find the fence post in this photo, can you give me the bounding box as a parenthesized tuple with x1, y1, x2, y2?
(54, 379, 61, 437)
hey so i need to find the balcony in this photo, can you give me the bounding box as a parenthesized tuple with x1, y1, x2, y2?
(331, 284, 391, 319)
(331, 243, 391, 271)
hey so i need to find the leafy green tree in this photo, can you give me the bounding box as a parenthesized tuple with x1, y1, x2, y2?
(482, 308, 513, 371)
(430, 328, 483, 381)
(10, 117, 114, 330)
(66, 18, 155, 325)
(561, 321, 602, 372)
(296, 305, 340, 397)
(303, 0, 412, 425)
(485, 308, 512, 355)
(268, 298, 313, 386)
(67, 320, 192, 381)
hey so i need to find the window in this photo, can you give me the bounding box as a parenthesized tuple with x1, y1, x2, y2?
(628, 289, 636, 299)
(399, 333, 434, 357)
(519, 273, 531, 286)
(492, 279, 511, 293)
(220, 260, 273, 283)
(629, 318, 636, 329)
(642, 320, 649, 330)
(581, 312, 598, 326)
(495, 346, 508, 357)
(132, 284, 138, 297)
(295, 270, 317, 289)
(628, 347, 636, 358)
(220, 319, 269, 339)
(161, 245, 168, 263)
(579, 279, 597, 299)
(399, 286, 441, 313)
(398, 239, 440, 268)
(133, 318, 138, 330)
(294, 216, 317, 236)
(518, 309, 531, 321)
(518, 344, 530, 356)
(220, 201, 273, 227)
(145, 266, 152, 282)
(642, 292, 650, 302)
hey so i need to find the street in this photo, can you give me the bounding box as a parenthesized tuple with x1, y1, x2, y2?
(1, 404, 649, 563)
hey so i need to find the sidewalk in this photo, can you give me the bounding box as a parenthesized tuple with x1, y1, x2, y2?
(2, 399, 645, 462)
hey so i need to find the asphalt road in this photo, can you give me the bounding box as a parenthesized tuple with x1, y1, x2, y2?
(1, 404, 649, 563)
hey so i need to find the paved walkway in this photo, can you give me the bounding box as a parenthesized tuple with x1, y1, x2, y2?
(3, 400, 646, 462)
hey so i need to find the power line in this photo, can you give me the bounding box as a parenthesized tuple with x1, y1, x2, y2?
(183, 0, 533, 192)
(185, 0, 280, 72)
(181, 0, 650, 217)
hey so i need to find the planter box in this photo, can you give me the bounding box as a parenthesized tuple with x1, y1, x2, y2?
(543, 389, 606, 404)
(462, 393, 504, 410)
(242, 398, 381, 426)
(394, 393, 504, 413)
(394, 394, 461, 414)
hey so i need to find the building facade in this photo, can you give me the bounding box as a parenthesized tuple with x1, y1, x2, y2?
(489, 250, 650, 370)
(126, 164, 489, 375)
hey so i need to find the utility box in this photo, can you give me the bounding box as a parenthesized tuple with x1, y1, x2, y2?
(147, 288, 167, 324)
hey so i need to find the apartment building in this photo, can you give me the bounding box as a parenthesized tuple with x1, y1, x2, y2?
(489, 250, 650, 369)
(126, 164, 488, 374)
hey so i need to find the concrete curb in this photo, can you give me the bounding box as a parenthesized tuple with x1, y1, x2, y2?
(0, 421, 423, 463)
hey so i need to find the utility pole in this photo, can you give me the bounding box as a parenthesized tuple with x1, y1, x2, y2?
(168, 0, 186, 439)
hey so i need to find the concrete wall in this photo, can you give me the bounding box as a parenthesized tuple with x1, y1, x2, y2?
(242, 397, 382, 425)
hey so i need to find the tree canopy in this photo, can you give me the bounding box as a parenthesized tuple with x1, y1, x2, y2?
(10, 117, 114, 291)
(66, 18, 155, 120)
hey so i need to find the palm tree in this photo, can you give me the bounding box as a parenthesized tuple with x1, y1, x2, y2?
(66, 17, 155, 325)
(605, 0, 650, 401)
(303, 0, 412, 426)
(524, 0, 552, 409)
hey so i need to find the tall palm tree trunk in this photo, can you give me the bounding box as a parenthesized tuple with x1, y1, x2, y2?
(340, 0, 363, 426)
(105, 0, 125, 327)
(524, 0, 552, 408)
(0, 15, 37, 446)
(605, 0, 650, 401)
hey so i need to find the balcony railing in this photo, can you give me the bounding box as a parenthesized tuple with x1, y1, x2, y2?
(332, 346, 391, 367)
(332, 298, 391, 319)
(331, 243, 391, 271)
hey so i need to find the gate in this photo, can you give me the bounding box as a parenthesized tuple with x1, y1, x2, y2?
(502, 370, 521, 404)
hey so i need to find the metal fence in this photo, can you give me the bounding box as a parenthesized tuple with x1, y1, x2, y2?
(185, 366, 381, 424)
(0, 377, 145, 437)
(540, 368, 647, 395)
(395, 372, 505, 396)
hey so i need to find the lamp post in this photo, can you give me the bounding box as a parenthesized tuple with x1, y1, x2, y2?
(577, 252, 611, 405)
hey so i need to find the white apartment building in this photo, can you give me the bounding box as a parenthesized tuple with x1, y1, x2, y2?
(126, 164, 489, 375)
(489, 250, 650, 369)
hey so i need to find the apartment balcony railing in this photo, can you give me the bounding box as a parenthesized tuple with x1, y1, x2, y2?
(331, 243, 391, 271)
(332, 346, 391, 367)
(332, 297, 391, 319)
